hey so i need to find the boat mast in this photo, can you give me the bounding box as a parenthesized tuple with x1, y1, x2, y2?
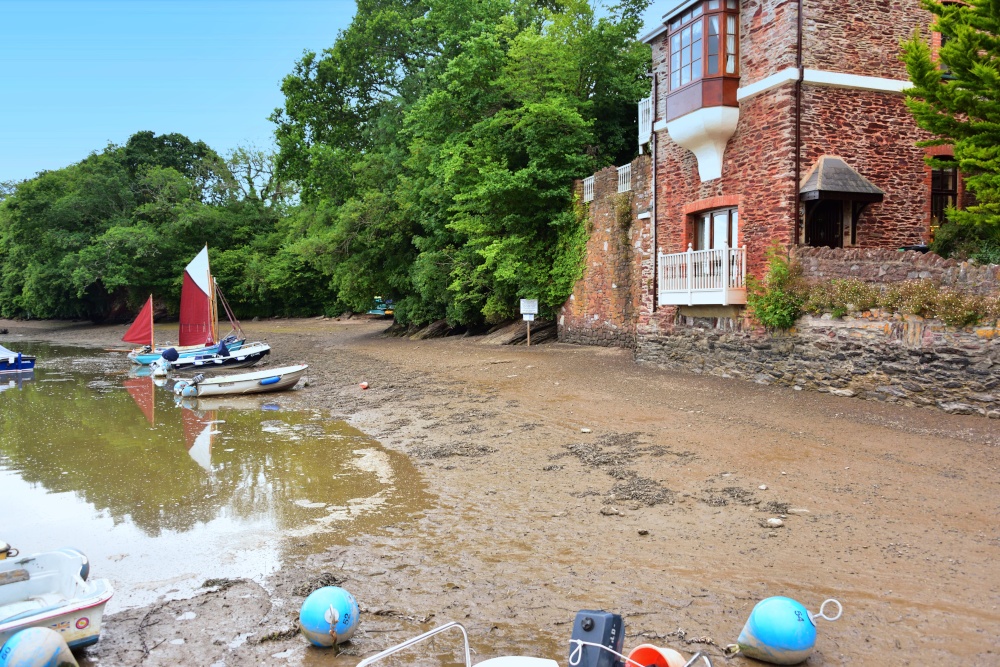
(148, 294, 155, 348)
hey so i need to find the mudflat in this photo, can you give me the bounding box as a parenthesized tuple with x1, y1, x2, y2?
(2, 317, 998, 666)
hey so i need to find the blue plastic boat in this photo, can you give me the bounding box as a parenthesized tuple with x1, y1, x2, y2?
(0, 344, 35, 374)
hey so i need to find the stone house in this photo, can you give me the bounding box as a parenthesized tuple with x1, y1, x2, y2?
(559, 1, 1000, 416)
(562, 0, 968, 346)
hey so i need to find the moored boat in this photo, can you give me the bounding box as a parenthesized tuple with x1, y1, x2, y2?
(0, 549, 114, 649)
(153, 341, 271, 374)
(0, 345, 35, 374)
(173, 364, 307, 397)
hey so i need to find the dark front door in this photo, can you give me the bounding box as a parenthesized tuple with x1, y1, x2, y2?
(806, 200, 843, 248)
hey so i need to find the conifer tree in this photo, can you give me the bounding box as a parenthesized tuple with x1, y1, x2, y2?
(902, 0, 1000, 260)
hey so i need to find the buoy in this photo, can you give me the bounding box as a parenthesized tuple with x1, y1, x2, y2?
(736, 597, 842, 665)
(0, 627, 79, 667)
(299, 586, 359, 647)
(55, 548, 89, 581)
(626, 644, 687, 667)
(360, 382, 369, 390)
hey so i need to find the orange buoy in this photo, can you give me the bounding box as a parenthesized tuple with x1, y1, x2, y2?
(626, 644, 687, 667)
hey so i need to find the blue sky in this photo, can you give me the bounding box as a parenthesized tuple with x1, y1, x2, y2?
(1, 0, 665, 184)
(0, 0, 356, 183)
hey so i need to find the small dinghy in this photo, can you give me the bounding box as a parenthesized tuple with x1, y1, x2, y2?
(173, 364, 308, 397)
(0, 549, 114, 649)
(152, 341, 271, 374)
(0, 344, 35, 374)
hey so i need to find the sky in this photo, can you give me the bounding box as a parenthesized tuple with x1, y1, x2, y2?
(0, 0, 356, 183)
(0, 0, 666, 184)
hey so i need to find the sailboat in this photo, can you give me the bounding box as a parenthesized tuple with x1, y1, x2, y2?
(125, 247, 245, 365)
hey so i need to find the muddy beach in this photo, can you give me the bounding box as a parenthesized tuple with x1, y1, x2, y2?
(1, 317, 998, 666)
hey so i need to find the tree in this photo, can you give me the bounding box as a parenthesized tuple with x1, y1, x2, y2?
(902, 0, 1000, 259)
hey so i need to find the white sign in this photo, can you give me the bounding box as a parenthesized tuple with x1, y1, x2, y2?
(519, 299, 538, 315)
(522, 313, 535, 322)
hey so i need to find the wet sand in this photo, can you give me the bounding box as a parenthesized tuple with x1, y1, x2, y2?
(2, 317, 998, 666)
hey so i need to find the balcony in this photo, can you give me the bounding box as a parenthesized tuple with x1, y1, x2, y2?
(617, 164, 632, 193)
(637, 96, 652, 150)
(658, 244, 747, 306)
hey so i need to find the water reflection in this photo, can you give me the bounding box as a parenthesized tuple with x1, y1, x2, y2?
(0, 370, 34, 393)
(0, 342, 428, 610)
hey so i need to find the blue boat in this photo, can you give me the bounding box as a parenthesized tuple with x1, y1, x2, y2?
(0, 344, 35, 374)
(128, 335, 245, 366)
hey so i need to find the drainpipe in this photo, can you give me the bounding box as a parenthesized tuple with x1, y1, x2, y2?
(793, 0, 805, 248)
(650, 70, 658, 313)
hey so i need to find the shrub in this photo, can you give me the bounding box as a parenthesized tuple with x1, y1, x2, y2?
(883, 280, 939, 318)
(746, 244, 805, 330)
(933, 290, 984, 327)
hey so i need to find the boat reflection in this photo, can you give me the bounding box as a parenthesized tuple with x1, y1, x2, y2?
(0, 370, 34, 393)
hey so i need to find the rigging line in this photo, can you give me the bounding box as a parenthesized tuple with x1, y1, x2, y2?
(215, 284, 244, 337)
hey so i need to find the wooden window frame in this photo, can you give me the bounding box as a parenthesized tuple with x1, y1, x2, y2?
(667, 0, 740, 94)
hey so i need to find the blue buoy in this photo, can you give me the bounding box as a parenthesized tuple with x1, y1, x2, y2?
(0, 627, 79, 667)
(299, 587, 359, 647)
(737, 597, 842, 665)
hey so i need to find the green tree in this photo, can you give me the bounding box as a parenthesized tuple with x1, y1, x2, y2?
(902, 1, 1000, 259)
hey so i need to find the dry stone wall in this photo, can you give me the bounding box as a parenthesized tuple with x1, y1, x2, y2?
(795, 247, 1000, 295)
(636, 311, 1000, 418)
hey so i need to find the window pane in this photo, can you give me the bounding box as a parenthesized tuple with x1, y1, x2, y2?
(713, 211, 729, 249)
(692, 4, 702, 18)
(682, 25, 691, 48)
(707, 16, 720, 74)
(692, 20, 703, 39)
(708, 0, 720, 8)
(731, 210, 739, 246)
(671, 32, 680, 51)
(727, 0, 737, 7)
(682, 44, 690, 67)
(692, 56, 702, 80)
(671, 70, 680, 89)
(698, 215, 710, 251)
(671, 51, 680, 70)
(726, 15, 737, 73)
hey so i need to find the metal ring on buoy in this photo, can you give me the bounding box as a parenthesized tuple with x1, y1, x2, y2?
(812, 599, 843, 622)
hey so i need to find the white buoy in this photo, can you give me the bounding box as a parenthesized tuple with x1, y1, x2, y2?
(0, 627, 79, 667)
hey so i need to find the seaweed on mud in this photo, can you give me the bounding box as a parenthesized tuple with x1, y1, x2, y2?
(760, 500, 791, 514)
(292, 572, 345, 597)
(410, 442, 497, 459)
(253, 627, 299, 644)
(201, 578, 243, 592)
(610, 476, 673, 506)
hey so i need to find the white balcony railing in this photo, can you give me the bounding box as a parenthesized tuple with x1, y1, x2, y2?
(658, 244, 747, 306)
(617, 164, 632, 193)
(638, 96, 652, 149)
(582, 176, 595, 203)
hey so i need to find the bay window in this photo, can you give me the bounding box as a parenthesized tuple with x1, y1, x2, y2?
(664, 0, 740, 121)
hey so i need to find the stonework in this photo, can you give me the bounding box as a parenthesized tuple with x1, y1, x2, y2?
(558, 157, 650, 348)
(636, 312, 1000, 418)
(795, 247, 1000, 295)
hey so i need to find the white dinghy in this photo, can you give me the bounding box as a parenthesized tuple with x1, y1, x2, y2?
(173, 364, 308, 398)
(0, 549, 114, 649)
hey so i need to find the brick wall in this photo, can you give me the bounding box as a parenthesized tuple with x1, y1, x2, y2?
(636, 312, 1000, 418)
(795, 246, 1000, 294)
(558, 156, 651, 348)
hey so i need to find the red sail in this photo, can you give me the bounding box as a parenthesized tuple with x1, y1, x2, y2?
(122, 296, 154, 346)
(124, 376, 155, 425)
(178, 247, 214, 347)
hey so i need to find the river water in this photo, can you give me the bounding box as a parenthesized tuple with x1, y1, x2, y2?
(0, 342, 428, 612)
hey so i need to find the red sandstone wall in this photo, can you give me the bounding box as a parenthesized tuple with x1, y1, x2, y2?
(799, 86, 931, 248)
(803, 0, 930, 80)
(558, 157, 651, 348)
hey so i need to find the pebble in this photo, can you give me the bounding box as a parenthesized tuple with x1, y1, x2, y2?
(599, 505, 620, 516)
(581, 428, 592, 433)
(759, 484, 768, 490)
(766, 518, 784, 528)
(638, 529, 649, 536)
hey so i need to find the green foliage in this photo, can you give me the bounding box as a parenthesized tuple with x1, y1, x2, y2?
(746, 244, 805, 330)
(901, 1, 1000, 257)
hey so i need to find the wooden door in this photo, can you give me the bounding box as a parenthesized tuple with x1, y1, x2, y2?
(806, 200, 843, 248)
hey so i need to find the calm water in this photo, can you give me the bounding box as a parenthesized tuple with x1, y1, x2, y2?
(0, 342, 428, 611)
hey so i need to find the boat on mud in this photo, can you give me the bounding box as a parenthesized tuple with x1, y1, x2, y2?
(173, 364, 308, 398)
(153, 341, 271, 374)
(0, 549, 114, 649)
(123, 246, 246, 365)
(0, 345, 35, 374)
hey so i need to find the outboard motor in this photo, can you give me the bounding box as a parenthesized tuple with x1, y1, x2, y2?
(569, 610, 624, 667)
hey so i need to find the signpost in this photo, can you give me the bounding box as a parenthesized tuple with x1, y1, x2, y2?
(520, 299, 538, 346)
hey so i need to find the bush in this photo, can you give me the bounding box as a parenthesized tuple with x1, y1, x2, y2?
(746, 245, 805, 330)
(882, 280, 939, 318)
(933, 290, 984, 327)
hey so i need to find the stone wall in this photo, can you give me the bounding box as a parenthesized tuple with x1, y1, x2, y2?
(636, 312, 1000, 418)
(558, 156, 651, 348)
(795, 246, 1000, 295)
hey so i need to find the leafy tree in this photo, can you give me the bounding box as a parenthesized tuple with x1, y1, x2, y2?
(902, 1, 1000, 258)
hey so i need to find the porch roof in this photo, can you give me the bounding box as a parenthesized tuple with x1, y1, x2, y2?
(799, 155, 885, 203)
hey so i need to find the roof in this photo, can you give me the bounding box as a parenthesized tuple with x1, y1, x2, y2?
(799, 155, 885, 202)
(640, 0, 702, 43)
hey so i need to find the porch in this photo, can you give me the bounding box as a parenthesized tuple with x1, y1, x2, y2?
(657, 244, 747, 306)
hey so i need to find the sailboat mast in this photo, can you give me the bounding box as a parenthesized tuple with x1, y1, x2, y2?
(148, 294, 155, 348)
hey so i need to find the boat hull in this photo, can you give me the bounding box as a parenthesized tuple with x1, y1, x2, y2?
(168, 344, 271, 373)
(195, 365, 307, 397)
(128, 339, 246, 365)
(0, 355, 35, 374)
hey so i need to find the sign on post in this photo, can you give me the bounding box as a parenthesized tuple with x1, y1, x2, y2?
(519, 299, 539, 346)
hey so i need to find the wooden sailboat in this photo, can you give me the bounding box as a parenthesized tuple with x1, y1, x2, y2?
(125, 247, 245, 365)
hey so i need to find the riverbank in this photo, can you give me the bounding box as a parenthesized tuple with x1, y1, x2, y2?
(2, 317, 998, 666)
